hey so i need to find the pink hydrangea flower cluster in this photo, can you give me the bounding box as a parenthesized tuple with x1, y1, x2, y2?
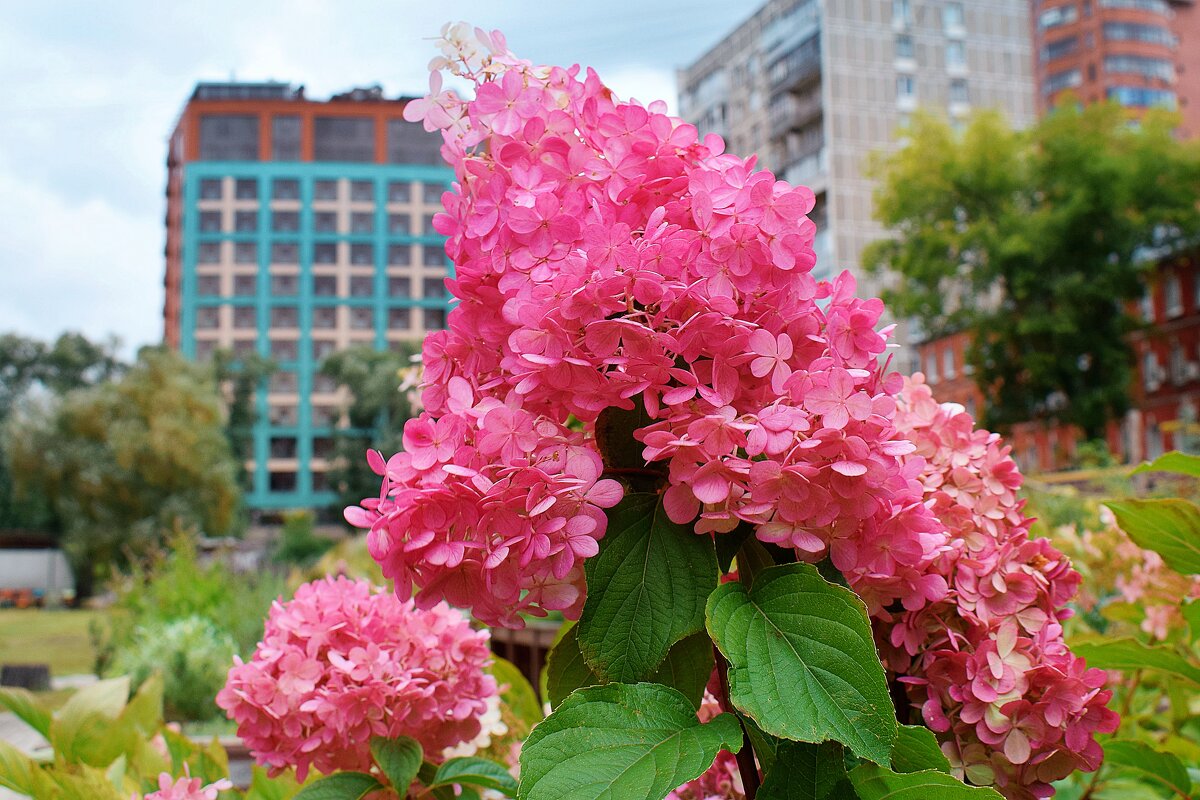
(138, 772, 231, 800)
(347, 22, 947, 627)
(217, 577, 497, 782)
(887, 376, 1118, 799)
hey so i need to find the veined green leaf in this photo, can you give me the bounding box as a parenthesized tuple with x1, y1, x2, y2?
(292, 771, 382, 800)
(850, 763, 1004, 799)
(1131, 451, 1200, 478)
(1105, 499, 1200, 576)
(370, 736, 422, 795)
(1072, 637, 1200, 685)
(1103, 740, 1192, 799)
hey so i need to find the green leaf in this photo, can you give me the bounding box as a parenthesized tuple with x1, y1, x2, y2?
(1105, 499, 1200, 576)
(433, 756, 519, 796)
(849, 763, 1004, 799)
(247, 765, 304, 800)
(891, 725, 951, 774)
(579, 493, 718, 683)
(0, 687, 52, 739)
(1131, 451, 1200, 478)
(293, 771, 383, 800)
(0, 739, 56, 797)
(370, 736, 422, 794)
(1103, 740, 1192, 799)
(1072, 637, 1200, 685)
(1184, 599, 1200, 645)
(758, 740, 854, 800)
(50, 676, 134, 766)
(545, 625, 714, 710)
(489, 656, 543, 732)
(119, 673, 164, 737)
(544, 624, 597, 710)
(706, 563, 897, 764)
(518, 682, 743, 800)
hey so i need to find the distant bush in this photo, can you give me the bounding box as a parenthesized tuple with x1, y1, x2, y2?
(113, 616, 234, 721)
(272, 509, 334, 567)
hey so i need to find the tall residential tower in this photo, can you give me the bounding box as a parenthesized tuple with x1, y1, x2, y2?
(164, 81, 453, 511)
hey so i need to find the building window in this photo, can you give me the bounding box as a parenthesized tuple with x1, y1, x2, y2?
(270, 340, 298, 361)
(195, 340, 215, 361)
(270, 274, 299, 296)
(314, 211, 338, 234)
(349, 276, 374, 297)
(314, 180, 339, 201)
(311, 404, 337, 426)
(269, 405, 298, 426)
(272, 115, 302, 161)
(233, 339, 256, 357)
(1041, 36, 1079, 62)
(269, 371, 298, 393)
(1141, 288, 1155, 322)
(234, 178, 258, 200)
(1103, 22, 1175, 47)
(197, 275, 221, 296)
(272, 211, 300, 233)
(943, 2, 964, 30)
(198, 114, 259, 160)
(1038, 4, 1078, 31)
(350, 243, 375, 265)
(314, 117, 376, 163)
(269, 472, 297, 492)
(233, 275, 257, 296)
(1100, 0, 1170, 11)
(195, 306, 220, 330)
(943, 348, 956, 379)
(270, 242, 299, 264)
(422, 247, 446, 267)
(199, 178, 222, 200)
(272, 178, 300, 201)
(311, 471, 330, 492)
(314, 243, 337, 264)
(1107, 86, 1177, 109)
(350, 212, 375, 234)
(388, 307, 412, 328)
(1044, 68, 1082, 95)
(350, 180, 374, 202)
(198, 242, 221, 264)
(387, 118, 443, 165)
(233, 306, 257, 329)
(1104, 55, 1174, 82)
(270, 436, 298, 459)
(425, 309, 447, 330)
(313, 307, 338, 329)
(234, 242, 257, 264)
(422, 214, 439, 235)
(896, 74, 916, 100)
(312, 436, 335, 459)
(424, 278, 446, 299)
(388, 277, 412, 298)
(945, 41, 966, 69)
(313, 275, 338, 297)
(199, 211, 222, 233)
(893, 0, 912, 26)
(895, 34, 914, 60)
(270, 307, 299, 328)
(388, 181, 412, 203)
(312, 339, 337, 360)
(1170, 341, 1187, 384)
(388, 244, 412, 265)
(926, 350, 939, 383)
(234, 210, 258, 233)
(949, 78, 970, 103)
(313, 374, 338, 393)
(421, 183, 445, 205)
(350, 308, 374, 330)
(1166, 274, 1183, 317)
(388, 213, 412, 235)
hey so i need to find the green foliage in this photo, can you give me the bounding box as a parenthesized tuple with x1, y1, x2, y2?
(431, 756, 519, 796)
(112, 616, 235, 721)
(757, 741, 854, 800)
(293, 772, 381, 800)
(866, 105, 1200, 437)
(578, 493, 717, 683)
(1073, 637, 1200, 686)
(5, 346, 243, 595)
(1102, 740, 1192, 799)
(706, 563, 897, 765)
(891, 724, 953, 775)
(273, 510, 335, 567)
(517, 682, 743, 800)
(1104, 499, 1200, 576)
(1133, 451, 1200, 479)
(318, 344, 418, 515)
(369, 736, 422, 795)
(849, 763, 1004, 799)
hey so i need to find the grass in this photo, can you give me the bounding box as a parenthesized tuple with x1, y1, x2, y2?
(0, 608, 104, 677)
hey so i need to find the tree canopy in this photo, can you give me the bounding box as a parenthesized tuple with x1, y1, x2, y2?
(865, 103, 1200, 437)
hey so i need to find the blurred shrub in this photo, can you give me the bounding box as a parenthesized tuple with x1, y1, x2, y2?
(295, 534, 385, 587)
(113, 616, 234, 722)
(272, 509, 334, 567)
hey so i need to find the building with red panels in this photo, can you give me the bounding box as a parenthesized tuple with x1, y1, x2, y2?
(164, 81, 452, 510)
(1032, 0, 1199, 136)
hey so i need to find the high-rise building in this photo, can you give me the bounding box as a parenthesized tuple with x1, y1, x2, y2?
(1032, 0, 1200, 139)
(677, 0, 1036, 300)
(164, 81, 453, 511)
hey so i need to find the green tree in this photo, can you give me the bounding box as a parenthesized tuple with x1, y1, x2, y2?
(866, 103, 1200, 437)
(6, 346, 241, 596)
(0, 332, 123, 531)
(319, 344, 418, 514)
(212, 349, 275, 493)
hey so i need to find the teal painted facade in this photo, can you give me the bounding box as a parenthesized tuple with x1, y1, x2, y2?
(180, 160, 454, 510)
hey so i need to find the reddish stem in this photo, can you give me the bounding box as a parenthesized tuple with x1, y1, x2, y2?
(713, 643, 761, 798)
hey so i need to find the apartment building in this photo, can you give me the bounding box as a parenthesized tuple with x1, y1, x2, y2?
(163, 81, 453, 511)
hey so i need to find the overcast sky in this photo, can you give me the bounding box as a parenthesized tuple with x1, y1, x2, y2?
(0, 1, 753, 354)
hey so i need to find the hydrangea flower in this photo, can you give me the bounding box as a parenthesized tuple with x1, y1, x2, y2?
(217, 577, 498, 782)
(138, 771, 231, 800)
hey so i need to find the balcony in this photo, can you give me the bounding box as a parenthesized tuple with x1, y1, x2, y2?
(768, 35, 821, 93)
(768, 88, 824, 138)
